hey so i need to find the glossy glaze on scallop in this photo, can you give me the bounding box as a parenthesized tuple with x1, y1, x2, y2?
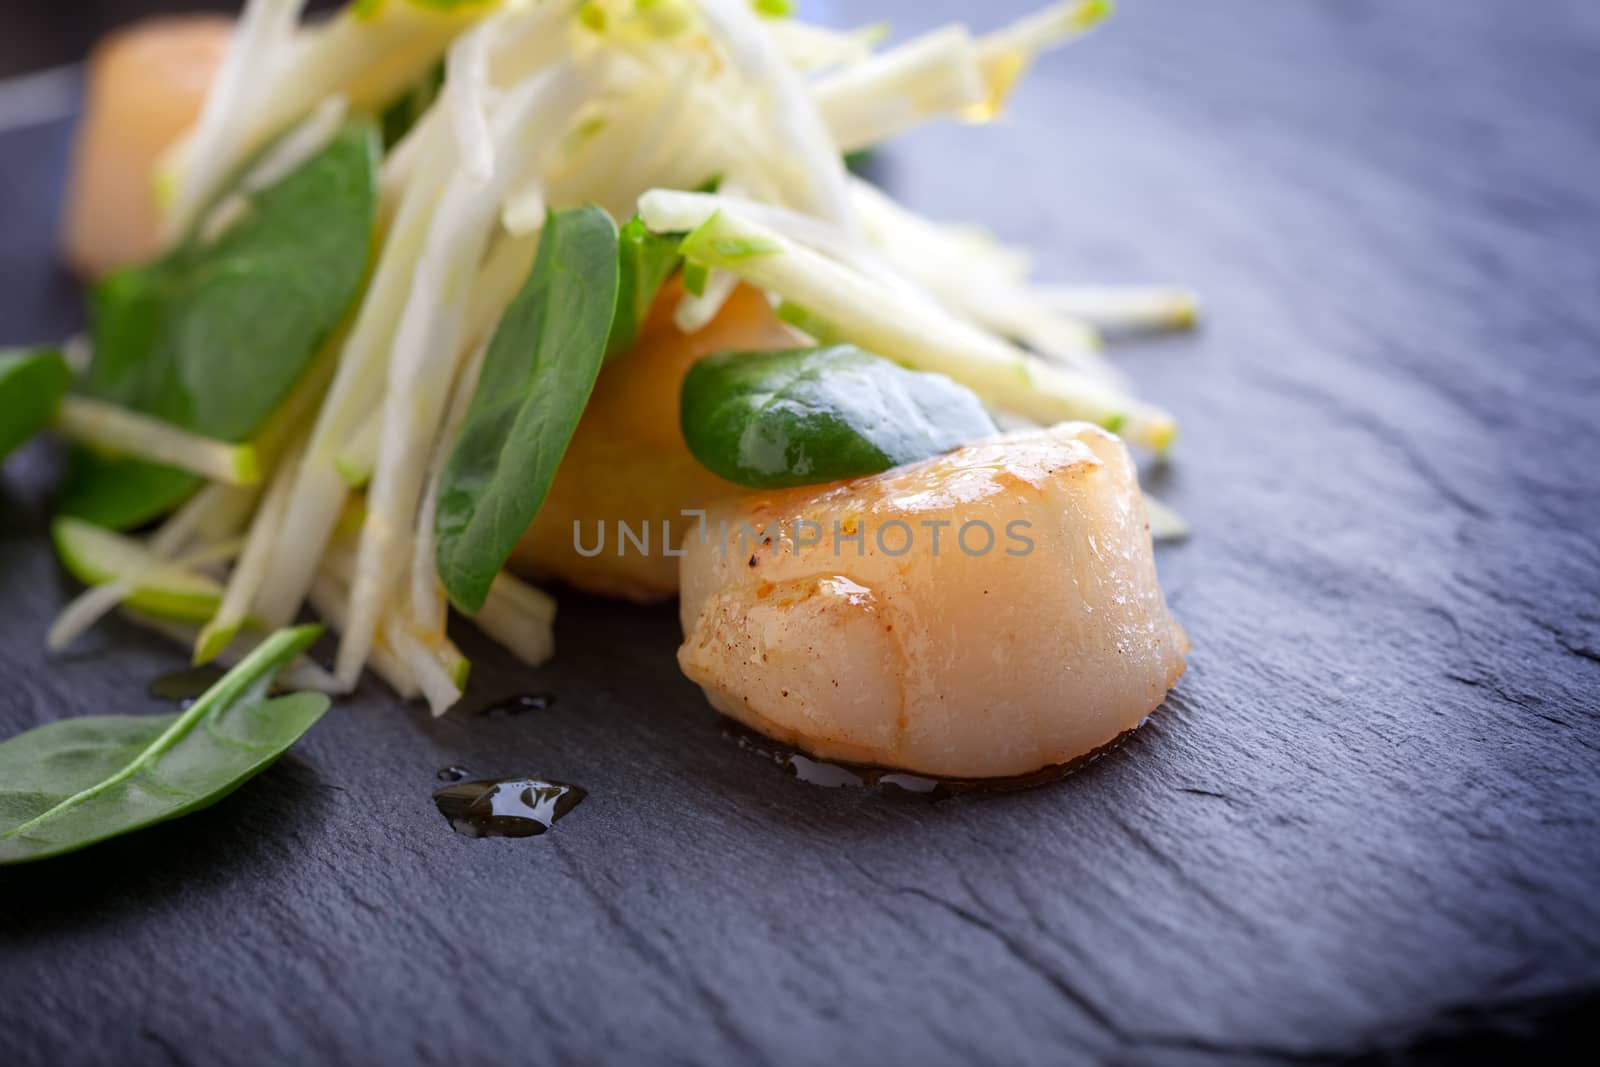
(678, 423, 1187, 779)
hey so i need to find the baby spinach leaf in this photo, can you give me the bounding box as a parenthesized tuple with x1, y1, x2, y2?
(381, 60, 445, 148)
(58, 451, 197, 528)
(606, 215, 680, 359)
(680, 345, 998, 488)
(434, 205, 620, 613)
(0, 347, 70, 464)
(64, 119, 380, 529)
(0, 625, 329, 865)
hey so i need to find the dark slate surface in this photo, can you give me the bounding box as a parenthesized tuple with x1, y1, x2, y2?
(3, 1, 1598, 1063)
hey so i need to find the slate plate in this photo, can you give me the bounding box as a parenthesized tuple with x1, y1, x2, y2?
(2, 1, 1598, 1063)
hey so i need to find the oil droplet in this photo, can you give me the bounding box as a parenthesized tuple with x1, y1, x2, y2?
(148, 665, 227, 707)
(724, 726, 942, 795)
(480, 693, 555, 716)
(876, 773, 941, 795)
(436, 765, 470, 782)
(433, 777, 586, 838)
(722, 721, 1134, 795)
(786, 754, 866, 789)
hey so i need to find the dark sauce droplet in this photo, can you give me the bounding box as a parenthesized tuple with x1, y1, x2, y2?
(479, 693, 555, 716)
(786, 754, 867, 789)
(433, 777, 586, 838)
(724, 726, 940, 795)
(723, 721, 1132, 795)
(148, 665, 227, 708)
(436, 765, 470, 782)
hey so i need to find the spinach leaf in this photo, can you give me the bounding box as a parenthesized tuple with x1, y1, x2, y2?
(58, 450, 196, 529)
(0, 626, 328, 865)
(64, 119, 380, 529)
(680, 345, 998, 488)
(434, 206, 620, 613)
(606, 215, 680, 359)
(381, 60, 445, 149)
(0, 347, 70, 464)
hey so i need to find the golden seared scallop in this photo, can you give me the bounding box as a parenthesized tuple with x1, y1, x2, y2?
(511, 282, 798, 601)
(677, 423, 1188, 780)
(62, 16, 230, 278)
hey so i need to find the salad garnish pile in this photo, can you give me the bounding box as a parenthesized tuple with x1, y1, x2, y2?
(1, 0, 1196, 719)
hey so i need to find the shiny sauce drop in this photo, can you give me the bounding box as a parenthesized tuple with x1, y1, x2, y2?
(148, 665, 227, 707)
(433, 777, 586, 838)
(723, 721, 1130, 794)
(479, 693, 555, 716)
(786, 754, 867, 789)
(725, 726, 943, 796)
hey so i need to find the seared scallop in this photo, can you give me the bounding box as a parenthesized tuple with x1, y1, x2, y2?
(677, 423, 1187, 780)
(63, 16, 230, 278)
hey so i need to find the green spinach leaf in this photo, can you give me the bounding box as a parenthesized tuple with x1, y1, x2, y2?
(0, 625, 329, 865)
(680, 345, 998, 488)
(606, 215, 680, 359)
(434, 205, 620, 613)
(0, 347, 70, 464)
(381, 60, 445, 148)
(64, 119, 380, 529)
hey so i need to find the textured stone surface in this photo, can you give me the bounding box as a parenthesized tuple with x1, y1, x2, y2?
(2, 1, 1598, 1062)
